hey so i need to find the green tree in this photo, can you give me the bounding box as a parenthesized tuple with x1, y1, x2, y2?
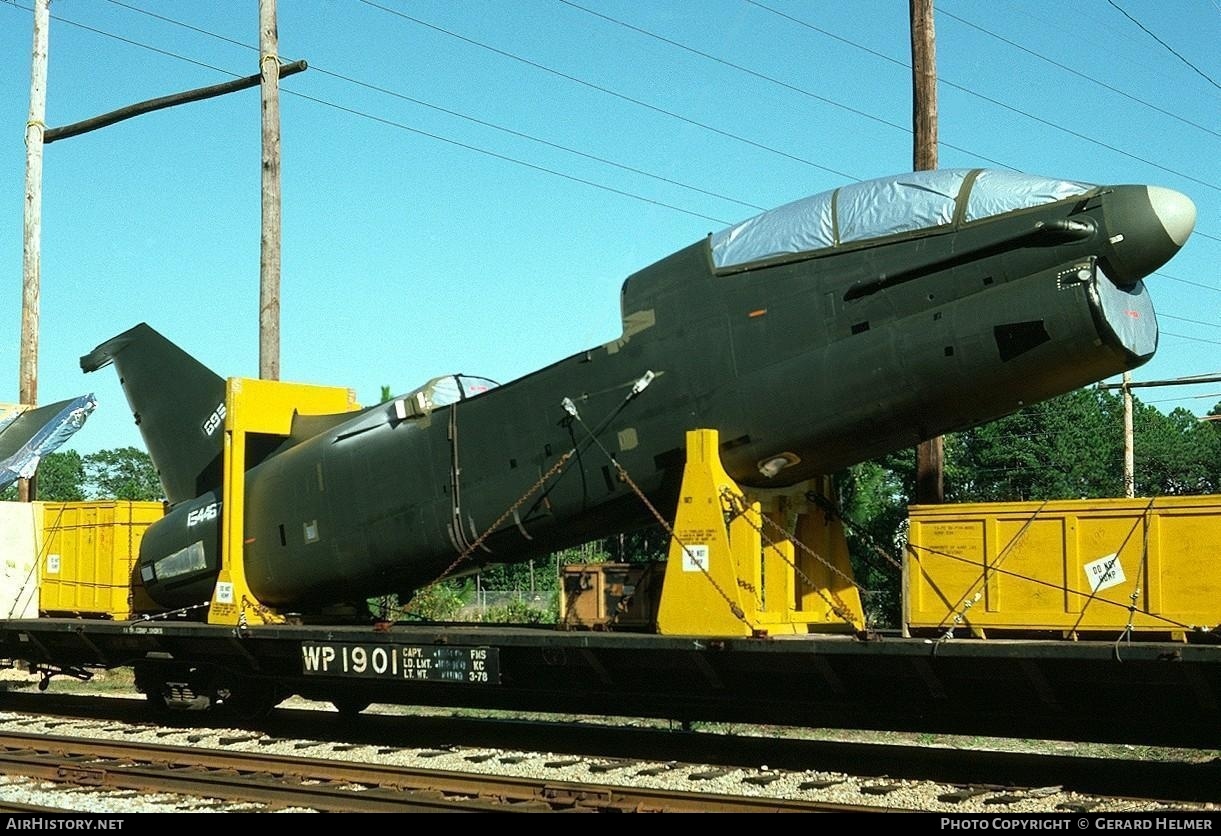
(34, 450, 87, 500)
(948, 388, 1124, 502)
(604, 525, 670, 564)
(1205, 401, 1221, 490)
(83, 447, 163, 501)
(0, 450, 87, 501)
(836, 458, 909, 626)
(1135, 404, 1219, 495)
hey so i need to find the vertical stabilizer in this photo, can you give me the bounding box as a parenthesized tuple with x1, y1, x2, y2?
(81, 323, 226, 505)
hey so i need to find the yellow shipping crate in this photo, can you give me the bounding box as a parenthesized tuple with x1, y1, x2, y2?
(37, 501, 165, 619)
(905, 495, 1221, 639)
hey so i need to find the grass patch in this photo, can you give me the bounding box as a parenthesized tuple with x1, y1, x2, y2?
(0, 664, 137, 695)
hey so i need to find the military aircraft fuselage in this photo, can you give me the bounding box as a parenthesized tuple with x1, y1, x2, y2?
(106, 170, 1194, 612)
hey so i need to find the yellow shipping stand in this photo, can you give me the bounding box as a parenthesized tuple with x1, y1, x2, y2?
(655, 429, 864, 636)
(208, 377, 359, 626)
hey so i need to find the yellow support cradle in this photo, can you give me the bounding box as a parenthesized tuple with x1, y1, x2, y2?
(655, 429, 864, 637)
(208, 377, 359, 626)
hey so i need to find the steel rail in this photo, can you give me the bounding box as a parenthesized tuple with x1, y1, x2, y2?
(1, 695, 1216, 804)
(0, 732, 878, 813)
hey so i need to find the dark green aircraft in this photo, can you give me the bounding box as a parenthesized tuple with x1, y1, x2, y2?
(82, 168, 1195, 615)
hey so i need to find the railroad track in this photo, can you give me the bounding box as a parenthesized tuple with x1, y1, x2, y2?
(0, 731, 880, 813)
(2, 691, 1217, 807)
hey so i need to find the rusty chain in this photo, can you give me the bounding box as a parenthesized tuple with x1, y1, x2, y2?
(409, 450, 576, 603)
(804, 490, 904, 571)
(719, 489, 864, 630)
(610, 461, 750, 626)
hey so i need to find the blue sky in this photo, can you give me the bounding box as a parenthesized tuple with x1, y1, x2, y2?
(2, 0, 1218, 457)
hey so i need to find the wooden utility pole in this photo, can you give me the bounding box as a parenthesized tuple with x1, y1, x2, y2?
(910, 0, 938, 172)
(16, 1, 302, 499)
(910, 0, 943, 505)
(259, 0, 282, 380)
(1121, 371, 1135, 498)
(19, 0, 50, 503)
(1099, 372, 1221, 494)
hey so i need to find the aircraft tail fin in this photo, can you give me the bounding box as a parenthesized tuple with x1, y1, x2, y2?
(81, 323, 226, 506)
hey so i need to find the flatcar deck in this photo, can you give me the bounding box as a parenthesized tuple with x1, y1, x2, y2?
(2, 618, 1217, 748)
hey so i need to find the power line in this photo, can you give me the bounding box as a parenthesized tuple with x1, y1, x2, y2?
(1106, 0, 1219, 90)
(100, 0, 768, 214)
(281, 88, 734, 224)
(744, 0, 1219, 192)
(1162, 330, 1221, 346)
(1156, 271, 1221, 293)
(20, 1, 1221, 245)
(7, 1, 237, 77)
(83, 0, 1221, 239)
(1146, 392, 1221, 405)
(17, 2, 736, 225)
(357, 0, 864, 183)
(936, 7, 1219, 138)
(103, 0, 249, 51)
(1097, 374, 1221, 389)
(1160, 313, 1221, 331)
(306, 66, 767, 214)
(562, 0, 1013, 171)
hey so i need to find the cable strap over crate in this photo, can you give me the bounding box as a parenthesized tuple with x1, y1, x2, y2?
(933, 500, 1049, 643)
(905, 542, 1198, 637)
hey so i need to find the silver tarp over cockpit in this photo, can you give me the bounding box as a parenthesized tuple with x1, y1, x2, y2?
(710, 169, 1096, 269)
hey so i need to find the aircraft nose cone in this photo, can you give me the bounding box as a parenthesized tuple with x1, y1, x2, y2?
(1147, 186, 1196, 247)
(1100, 184, 1197, 286)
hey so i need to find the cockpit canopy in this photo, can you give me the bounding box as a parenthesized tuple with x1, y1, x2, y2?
(415, 374, 499, 408)
(710, 168, 1095, 269)
(393, 373, 500, 420)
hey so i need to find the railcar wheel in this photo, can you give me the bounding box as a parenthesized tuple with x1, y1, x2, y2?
(217, 679, 282, 721)
(134, 662, 210, 714)
(332, 697, 371, 716)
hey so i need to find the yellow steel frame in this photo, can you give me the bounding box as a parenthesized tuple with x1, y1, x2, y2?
(208, 377, 359, 626)
(655, 429, 864, 636)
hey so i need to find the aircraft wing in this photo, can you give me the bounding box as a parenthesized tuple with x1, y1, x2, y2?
(0, 394, 97, 491)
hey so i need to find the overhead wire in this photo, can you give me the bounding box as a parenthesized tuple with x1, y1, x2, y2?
(1156, 272, 1221, 293)
(48, 0, 1221, 239)
(280, 87, 732, 224)
(1105, 0, 1219, 90)
(935, 7, 1219, 138)
(356, 0, 863, 183)
(561, 0, 1016, 171)
(1161, 331, 1221, 346)
(16, 1, 738, 225)
(1160, 313, 1221, 330)
(1145, 392, 1221, 405)
(742, 0, 1219, 192)
(366, 0, 1221, 239)
(6, 1, 237, 77)
(99, 0, 769, 215)
(14, 1, 1221, 262)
